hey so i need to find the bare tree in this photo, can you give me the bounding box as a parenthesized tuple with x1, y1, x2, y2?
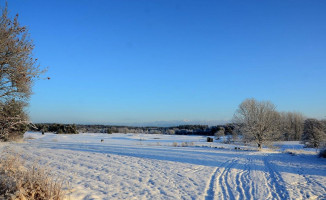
(280, 112, 305, 141)
(301, 119, 326, 149)
(214, 127, 225, 139)
(233, 98, 281, 149)
(0, 4, 44, 141)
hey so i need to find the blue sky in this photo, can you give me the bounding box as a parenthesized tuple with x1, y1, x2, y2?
(4, 0, 326, 125)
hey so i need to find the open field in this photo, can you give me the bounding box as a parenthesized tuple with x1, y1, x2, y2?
(1, 132, 326, 200)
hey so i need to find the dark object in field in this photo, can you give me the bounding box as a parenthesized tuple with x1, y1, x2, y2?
(319, 149, 326, 158)
(235, 147, 240, 150)
(42, 131, 44, 135)
(207, 137, 213, 142)
(101, 139, 104, 142)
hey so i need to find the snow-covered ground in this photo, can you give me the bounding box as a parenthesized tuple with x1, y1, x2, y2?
(1, 132, 326, 200)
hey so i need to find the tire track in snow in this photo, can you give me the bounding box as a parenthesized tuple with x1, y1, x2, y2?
(263, 154, 289, 200)
(205, 157, 253, 200)
(204, 159, 234, 200)
(237, 156, 253, 200)
(204, 167, 219, 200)
(245, 157, 254, 200)
(217, 159, 236, 200)
(235, 168, 245, 200)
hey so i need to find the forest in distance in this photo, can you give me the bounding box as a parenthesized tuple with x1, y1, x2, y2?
(31, 98, 326, 152)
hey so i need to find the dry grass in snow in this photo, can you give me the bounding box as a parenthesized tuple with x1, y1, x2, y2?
(0, 147, 65, 200)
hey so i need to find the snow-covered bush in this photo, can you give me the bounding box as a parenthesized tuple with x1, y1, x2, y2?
(214, 127, 225, 139)
(0, 100, 29, 141)
(181, 142, 194, 147)
(165, 129, 175, 135)
(301, 119, 326, 149)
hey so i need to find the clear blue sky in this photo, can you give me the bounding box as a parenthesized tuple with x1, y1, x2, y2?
(4, 0, 326, 125)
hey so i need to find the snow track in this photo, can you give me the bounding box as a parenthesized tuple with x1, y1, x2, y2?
(202, 151, 326, 200)
(205, 154, 285, 200)
(262, 154, 288, 199)
(204, 167, 218, 200)
(217, 159, 237, 200)
(1, 133, 326, 200)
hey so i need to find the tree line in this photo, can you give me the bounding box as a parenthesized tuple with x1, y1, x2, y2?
(32, 123, 235, 136)
(33, 99, 326, 151)
(233, 98, 326, 149)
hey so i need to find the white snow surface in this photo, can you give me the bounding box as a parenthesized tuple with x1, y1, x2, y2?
(1, 132, 326, 200)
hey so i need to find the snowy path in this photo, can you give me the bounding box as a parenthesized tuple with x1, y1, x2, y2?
(203, 151, 326, 200)
(1, 133, 326, 200)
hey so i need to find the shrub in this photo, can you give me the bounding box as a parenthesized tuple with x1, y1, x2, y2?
(55, 124, 78, 134)
(181, 142, 194, 147)
(0, 100, 29, 142)
(214, 127, 225, 139)
(172, 142, 178, 147)
(319, 149, 326, 158)
(0, 148, 65, 200)
(207, 137, 213, 142)
(301, 119, 326, 148)
(172, 142, 194, 147)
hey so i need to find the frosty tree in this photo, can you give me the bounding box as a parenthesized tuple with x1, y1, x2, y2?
(0, 4, 44, 141)
(214, 127, 225, 139)
(301, 119, 326, 149)
(233, 98, 280, 149)
(280, 111, 305, 141)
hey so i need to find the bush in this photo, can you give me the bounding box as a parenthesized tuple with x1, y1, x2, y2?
(172, 142, 194, 147)
(0, 100, 29, 142)
(181, 142, 194, 147)
(301, 119, 326, 148)
(207, 137, 213, 142)
(0, 148, 65, 199)
(319, 149, 326, 158)
(55, 124, 78, 134)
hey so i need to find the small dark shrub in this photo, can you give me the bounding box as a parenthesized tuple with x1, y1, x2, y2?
(55, 124, 78, 134)
(207, 137, 213, 142)
(319, 149, 326, 158)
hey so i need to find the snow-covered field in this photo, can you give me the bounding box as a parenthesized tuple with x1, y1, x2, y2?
(1, 132, 326, 200)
